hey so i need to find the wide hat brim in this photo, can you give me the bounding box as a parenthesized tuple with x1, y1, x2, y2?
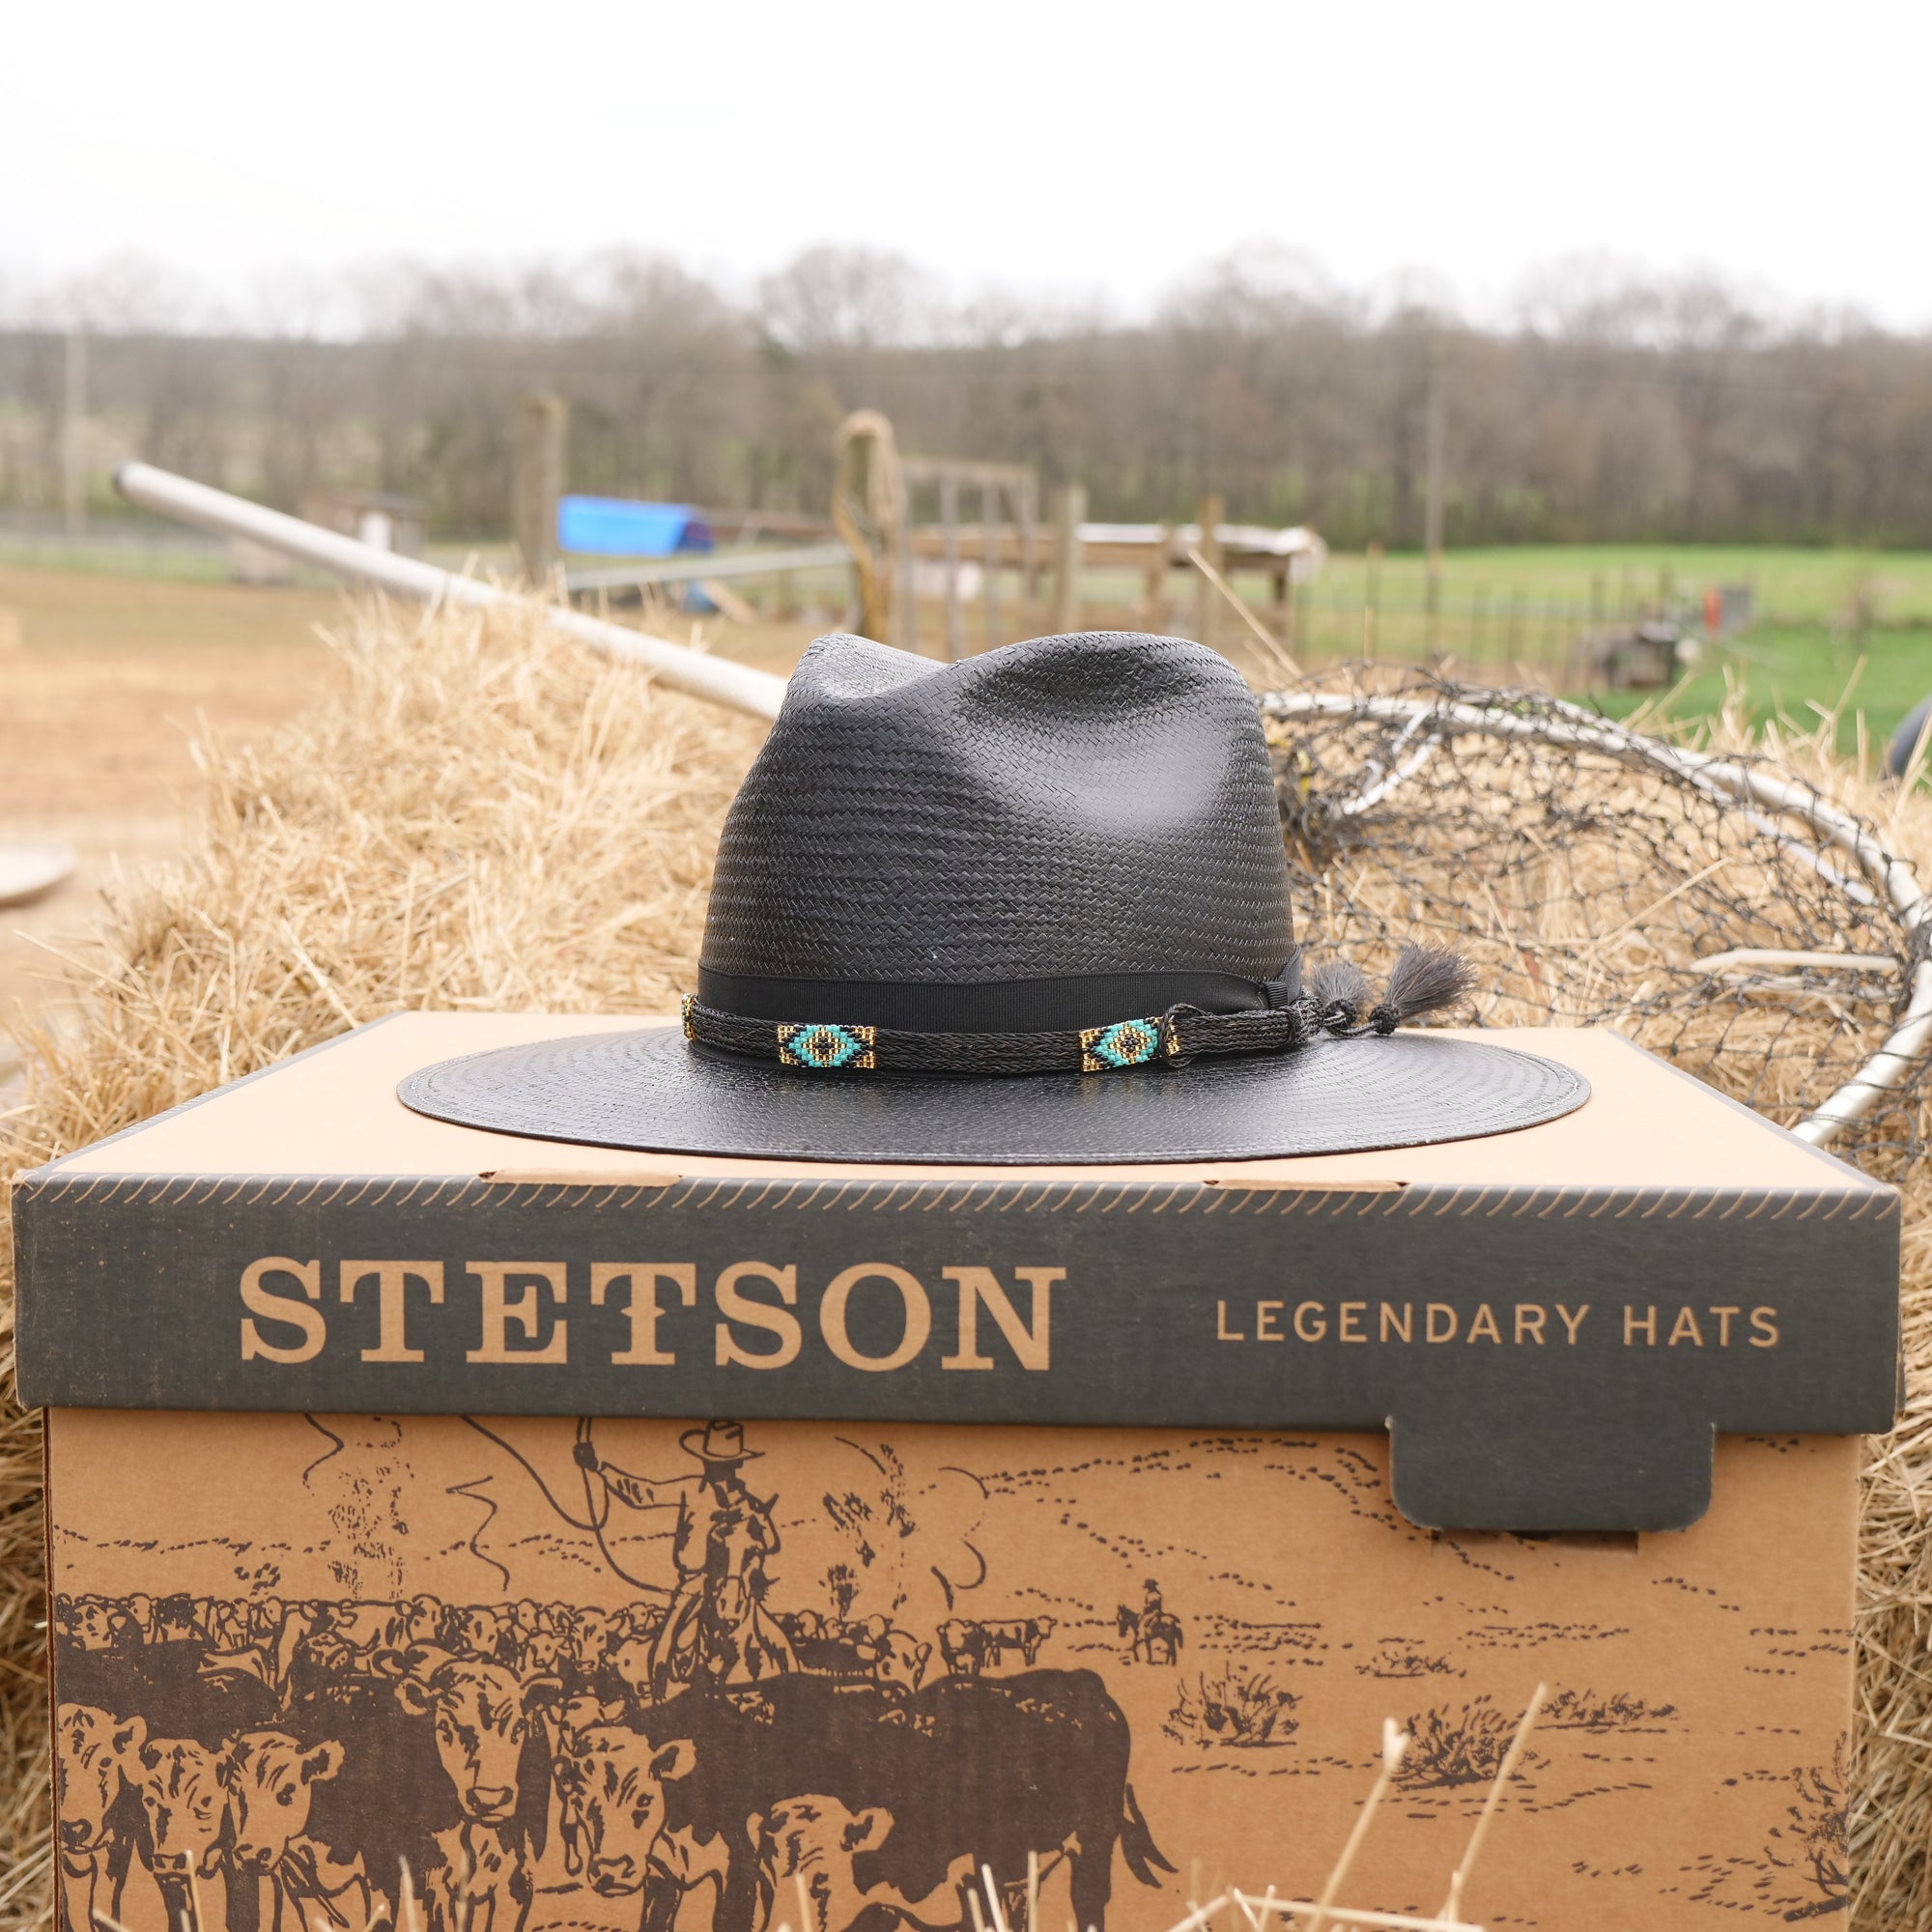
(398, 1026, 1588, 1164)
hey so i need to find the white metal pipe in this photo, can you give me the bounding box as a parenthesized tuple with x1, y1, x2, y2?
(1267, 686, 1932, 1150)
(114, 462, 787, 723)
(1695, 949, 1900, 975)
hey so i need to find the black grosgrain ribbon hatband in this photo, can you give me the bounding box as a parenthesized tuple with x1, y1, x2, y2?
(693, 963, 1300, 1031)
(683, 995, 1331, 1075)
(678, 944, 1476, 1076)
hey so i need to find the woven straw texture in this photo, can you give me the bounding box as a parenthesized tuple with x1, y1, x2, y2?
(701, 632, 1294, 987)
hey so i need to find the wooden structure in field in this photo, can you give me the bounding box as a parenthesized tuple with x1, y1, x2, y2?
(515, 401, 1324, 657)
(899, 455, 1040, 660)
(906, 510, 1325, 649)
(832, 411, 1325, 659)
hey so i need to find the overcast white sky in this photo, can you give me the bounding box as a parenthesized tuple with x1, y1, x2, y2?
(7, 0, 1930, 329)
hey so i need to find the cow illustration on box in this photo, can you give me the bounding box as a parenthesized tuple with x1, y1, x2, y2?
(48, 1413, 1856, 1932)
(51, 1418, 1175, 1932)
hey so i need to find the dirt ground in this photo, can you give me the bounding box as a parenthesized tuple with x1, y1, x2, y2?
(0, 569, 355, 1083)
(0, 566, 1185, 1104)
(0, 568, 833, 1096)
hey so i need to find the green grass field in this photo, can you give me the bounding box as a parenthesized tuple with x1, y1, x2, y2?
(9, 528, 1932, 754)
(1311, 544, 1932, 626)
(1265, 546, 1932, 754)
(1582, 624, 1931, 755)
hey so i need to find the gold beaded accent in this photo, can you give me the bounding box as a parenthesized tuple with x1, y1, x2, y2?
(778, 1022, 878, 1070)
(1079, 1016, 1165, 1072)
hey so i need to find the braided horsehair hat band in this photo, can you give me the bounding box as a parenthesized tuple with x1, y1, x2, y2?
(401, 633, 1588, 1164)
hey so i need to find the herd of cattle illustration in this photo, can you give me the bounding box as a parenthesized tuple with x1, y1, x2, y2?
(52, 1590, 1175, 1932)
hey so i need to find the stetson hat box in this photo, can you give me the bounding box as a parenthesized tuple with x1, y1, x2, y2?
(14, 633, 1901, 1932)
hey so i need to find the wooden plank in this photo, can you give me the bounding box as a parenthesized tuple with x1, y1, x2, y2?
(941, 472, 963, 662)
(981, 478, 1001, 649)
(696, 508, 838, 543)
(895, 458, 918, 655)
(1192, 493, 1225, 646)
(1424, 335, 1445, 651)
(696, 579, 758, 624)
(1145, 525, 1173, 633)
(1051, 483, 1086, 633)
(907, 525, 1319, 574)
(1016, 473, 1038, 631)
(512, 392, 567, 582)
(564, 542, 851, 594)
(901, 456, 1035, 487)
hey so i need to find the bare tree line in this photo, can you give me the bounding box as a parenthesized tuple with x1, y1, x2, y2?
(4, 243, 1931, 548)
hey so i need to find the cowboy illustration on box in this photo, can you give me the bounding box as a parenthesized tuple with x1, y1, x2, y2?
(574, 1421, 796, 1695)
(47, 1403, 1860, 1932)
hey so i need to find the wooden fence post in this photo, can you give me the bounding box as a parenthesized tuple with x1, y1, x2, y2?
(830, 409, 906, 646)
(64, 324, 88, 541)
(895, 462, 917, 654)
(1424, 337, 1445, 652)
(1051, 483, 1087, 634)
(981, 479, 1001, 651)
(513, 391, 567, 584)
(941, 472, 963, 661)
(1191, 493, 1225, 645)
(1146, 526, 1174, 634)
(1017, 473, 1038, 632)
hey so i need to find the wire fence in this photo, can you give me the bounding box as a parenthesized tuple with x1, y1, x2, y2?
(1282, 586, 1655, 673)
(1266, 661, 1928, 1171)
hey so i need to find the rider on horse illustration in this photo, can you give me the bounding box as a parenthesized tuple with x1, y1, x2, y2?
(575, 1420, 796, 1696)
(1119, 1577, 1183, 1664)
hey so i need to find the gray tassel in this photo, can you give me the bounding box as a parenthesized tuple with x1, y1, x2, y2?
(1372, 944, 1477, 1033)
(1310, 956, 1374, 1026)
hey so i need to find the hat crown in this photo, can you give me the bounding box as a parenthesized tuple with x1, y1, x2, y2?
(698, 632, 1295, 1030)
(683, 1421, 752, 1463)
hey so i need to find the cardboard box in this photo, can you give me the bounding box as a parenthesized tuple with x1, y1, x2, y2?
(17, 1017, 1900, 1932)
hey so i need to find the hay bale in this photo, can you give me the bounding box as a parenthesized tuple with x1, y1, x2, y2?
(3, 614, 1932, 1926)
(0, 600, 762, 1925)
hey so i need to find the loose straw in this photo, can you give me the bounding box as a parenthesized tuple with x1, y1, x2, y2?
(1436, 1683, 1548, 1924)
(1236, 1903, 1480, 1932)
(1186, 545, 1302, 682)
(1303, 1718, 1408, 1932)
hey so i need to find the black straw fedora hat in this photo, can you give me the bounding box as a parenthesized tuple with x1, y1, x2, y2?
(400, 632, 1586, 1162)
